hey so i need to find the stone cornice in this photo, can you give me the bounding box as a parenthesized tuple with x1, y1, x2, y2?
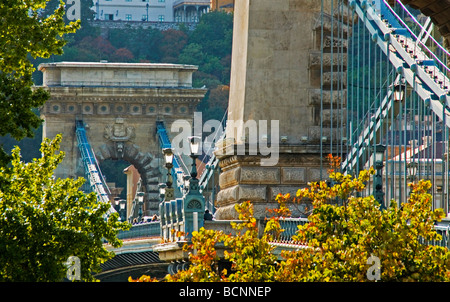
(38, 61, 199, 88)
(36, 86, 207, 99)
(43, 95, 203, 103)
(38, 85, 205, 116)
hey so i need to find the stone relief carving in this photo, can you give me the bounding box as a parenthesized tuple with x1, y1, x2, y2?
(104, 118, 135, 156)
(104, 118, 135, 142)
(323, 36, 348, 49)
(309, 52, 347, 69)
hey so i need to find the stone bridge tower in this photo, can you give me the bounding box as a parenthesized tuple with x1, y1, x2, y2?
(39, 62, 206, 216)
(215, 0, 349, 219)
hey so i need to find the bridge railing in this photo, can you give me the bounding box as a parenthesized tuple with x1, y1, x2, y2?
(267, 217, 309, 244)
(160, 198, 186, 242)
(113, 213, 450, 254)
(75, 119, 113, 217)
(269, 216, 450, 250)
(383, 0, 450, 79)
(117, 221, 161, 240)
(156, 121, 189, 197)
(343, 0, 450, 209)
(419, 222, 450, 249)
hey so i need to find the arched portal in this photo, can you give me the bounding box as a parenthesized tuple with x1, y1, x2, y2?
(96, 140, 162, 215)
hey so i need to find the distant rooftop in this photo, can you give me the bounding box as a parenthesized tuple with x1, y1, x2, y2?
(38, 61, 199, 88)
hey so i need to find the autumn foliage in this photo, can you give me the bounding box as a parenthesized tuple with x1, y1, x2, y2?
(130, 168, 450, 282)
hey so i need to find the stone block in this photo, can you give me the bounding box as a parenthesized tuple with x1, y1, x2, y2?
(238, 185, 267, 202)
(213, 203, 239, 220)
(216, 186, 239, 207)
(309, 88, 347, 106)
(269, 186, 303, 201)
(322, 71, 347, 88)
(281, 167, 305, 184)
(216, 184, 268, 207)
(139, 153, 153, 167)
(98, 145, 111, 160)
(307, 126, 340, 141)
(240, 167, 280, 184)
(218, 167, 240, 189)
(307, 167, 324, 182)
(144, 170, 159, 180)
(321, 108, 347, 126)
(214, 202, 280, 220)
(323, 35, 348, 50)
(146, 192, 160, 200)
(39, 62, 198, 88)
(124, 143, 139, 159)
(146, 184, 160, 193)
(249, 0, 289, 12)
(146, 176, 159, 183)
(149, 158, 160, 169)
(309, 52, 347, 69)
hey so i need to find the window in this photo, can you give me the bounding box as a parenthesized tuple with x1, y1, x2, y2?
(105, 14, 113, 20)
(158, 15, 165, 22)
(125, 14, 132, 21)
(158, 0, 165, 2)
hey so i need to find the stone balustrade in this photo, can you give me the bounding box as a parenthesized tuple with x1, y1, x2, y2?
(160, 198, 185, 242)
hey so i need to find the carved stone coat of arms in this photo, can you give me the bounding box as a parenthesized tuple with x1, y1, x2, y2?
(104, 118, 135, 142)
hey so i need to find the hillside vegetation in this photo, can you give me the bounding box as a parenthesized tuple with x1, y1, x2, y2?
(1, 5, 233, 162)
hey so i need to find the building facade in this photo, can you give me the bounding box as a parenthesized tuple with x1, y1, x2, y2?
(94, 0, 173, 22)
(93, 0, 211, 22)
(173, 0, 210, 23)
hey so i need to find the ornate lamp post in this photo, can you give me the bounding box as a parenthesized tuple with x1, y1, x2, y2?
(183, 136, 204, 239)
(189, 136, 201, 180)
(162, 148, 174, 202)
(113, 197, 121, 212)
(373, 144, 386, 210)
(119, 199, 126, 222)
(407, 161, 418, 183)
(392, 81, 406, 102)
(186, 136, 201, 197)
(137, 191, 144, 222)
(407, 161, 418, 197)
(158, 182, 166, 202)
(183, 174, 191, 194)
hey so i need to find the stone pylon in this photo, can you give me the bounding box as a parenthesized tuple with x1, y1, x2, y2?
(39, 62, 206, 216)
(215, 0, 350, 219)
